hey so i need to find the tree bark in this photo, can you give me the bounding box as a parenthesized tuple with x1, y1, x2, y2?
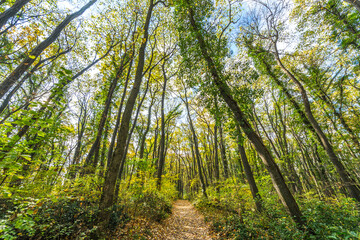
(236, 124, 263, 212)
(114, 76, 150, 201)
(156, 63, 169, 189)
(99, 0, 154, 212)
(0, 0, 30, 30)
(213, 100, 220, 192)
(68, 101, 88, 179)
(83, 55, 127, 173)
(106, 16, 138, 166)
(219, 123, 229, 179)
(139, 97, 155, 159)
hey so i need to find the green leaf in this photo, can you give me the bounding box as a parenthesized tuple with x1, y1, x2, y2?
(38, 132, 46, 137)
(21, 155, 31, 161)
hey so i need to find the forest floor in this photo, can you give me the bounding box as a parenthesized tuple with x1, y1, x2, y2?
(116, 200, 215, 239)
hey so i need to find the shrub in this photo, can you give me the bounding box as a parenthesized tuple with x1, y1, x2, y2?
(0, 197, 130, 239)
(132, 192, 172, 222)
(194, 182, 360, 240)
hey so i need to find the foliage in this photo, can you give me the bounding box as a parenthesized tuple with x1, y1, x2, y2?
(132, 191, 172, 222)
(118, 169, 177, 222)
(0, 197, 91, 239)
(1, 0, 360, 239)
(0, 196, 130, 240)
(195, 185, 360, 240)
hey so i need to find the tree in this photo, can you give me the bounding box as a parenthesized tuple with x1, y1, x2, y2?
(99, 0, 156, 212)
(175, 0, 309, 229)
(0, 0, 98, 99)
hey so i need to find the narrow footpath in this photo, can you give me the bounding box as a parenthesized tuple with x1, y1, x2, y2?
(117, 200, 214, 239)
(160, 200, 213, 240)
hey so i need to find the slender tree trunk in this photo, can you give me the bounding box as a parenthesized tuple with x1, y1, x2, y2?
(0, 0, 31, 30)
(83, 56, 127, 173)
(184, 90, 207, 198)
(274, 45, 360, 202)
(69, 105, 88, 179)
(106, 18, 138, 165)
(344, 0, 360, 12)
(219, 123, 229, 179)
(99, 116, 110, 178)
(152, 116, 159, 161)
(0, 0, 97, 99)
(214, 102, 220, 192)
(106, 63, 132, 166)
(139, 98, 154, 159)
(156, 63, 168, 189)
(236, 124, 263, 212)
(99, 0, 154, 212)
(184, 2, 307, 228)
(114, 73, 151, 200)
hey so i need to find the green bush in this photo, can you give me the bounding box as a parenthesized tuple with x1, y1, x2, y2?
(301, 197, 360, 239)
(0, 197, 130, 240)
(194, 184, 360, 240)
(132, 191, 172, 222)
(109, 204, 130, 230)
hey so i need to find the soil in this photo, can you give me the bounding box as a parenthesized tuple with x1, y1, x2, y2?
(159, 200, 213, 240)
(116, 200, 214, 240)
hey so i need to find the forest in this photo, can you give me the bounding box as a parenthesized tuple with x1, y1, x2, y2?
(0, 0, 360, 239)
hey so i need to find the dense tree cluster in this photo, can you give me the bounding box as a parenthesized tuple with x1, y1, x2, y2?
(1, 0, 360, 238)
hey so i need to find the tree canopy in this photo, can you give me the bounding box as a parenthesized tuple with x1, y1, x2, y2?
(0, 0, 360, 239)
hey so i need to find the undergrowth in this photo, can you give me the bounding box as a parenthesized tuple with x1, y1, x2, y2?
(0, 169, 177, 240)
(194, 181, 360, 240)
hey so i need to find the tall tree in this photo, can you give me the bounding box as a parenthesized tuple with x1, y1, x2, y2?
(0, 0, 98, 99)
(100, 0, 156, 212)
(176, 0, 309, 229)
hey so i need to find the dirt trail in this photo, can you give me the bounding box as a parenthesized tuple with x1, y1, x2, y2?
(160, 200, 213, 240)
(117, 200, 214, 239)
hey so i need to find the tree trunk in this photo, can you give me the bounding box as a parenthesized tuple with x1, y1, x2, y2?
(99, 0, 154, 212)
(106, 62, 132, 166)
(185, 2, 307, 228)
(156, 63, 168, 189)
(152, 117, 159, 161)
(184, 90, 207, 198)
(139, 98, 154, 159)
(274, 45, 360, 202)
(0, 0, 31, 30)
(114, 72, 151, 200)
(0, 0, 97, 99)
(236, 124, 263, 212)
(219, 123, 229, 179)
(106, 18, 138, 166)
(99, 115, 110, 178)
(344, 0, 360, 12)
(69, 104, 88, 179)
(83, 56, 127, 173)
(213, 101, 220, 192)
